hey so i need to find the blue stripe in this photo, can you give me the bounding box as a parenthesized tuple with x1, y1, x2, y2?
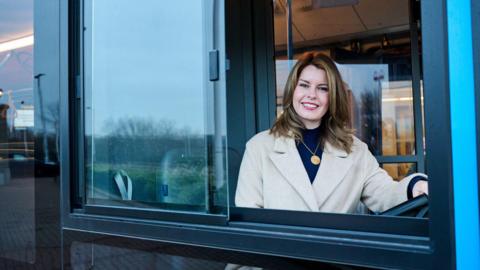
(447, 0, 480, 269)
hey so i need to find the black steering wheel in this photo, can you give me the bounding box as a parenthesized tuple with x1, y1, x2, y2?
(376, 194, 429, 218)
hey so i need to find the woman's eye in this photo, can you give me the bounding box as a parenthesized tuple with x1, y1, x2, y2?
(317, 86, 328, 92)
(299, 83, 309, 88)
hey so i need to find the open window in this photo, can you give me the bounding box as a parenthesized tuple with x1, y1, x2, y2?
(62, 0, 455, 269)
(228, 0, 428, 220)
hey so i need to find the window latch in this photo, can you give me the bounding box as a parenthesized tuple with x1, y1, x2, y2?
(209, 50, 219, 81)
(75, 75, 81, 99)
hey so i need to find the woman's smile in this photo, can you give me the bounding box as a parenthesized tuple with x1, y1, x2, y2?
(301, 102, 319, 110)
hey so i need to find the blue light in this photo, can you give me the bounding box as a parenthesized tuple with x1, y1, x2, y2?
(447, 0, 480, 269)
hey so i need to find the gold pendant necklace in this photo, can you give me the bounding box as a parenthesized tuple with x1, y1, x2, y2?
(299, 140, 321, 165)
(310, 155, 321, 165)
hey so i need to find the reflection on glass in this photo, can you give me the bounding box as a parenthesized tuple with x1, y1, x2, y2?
(273, 0, 419, 157)
(381, 81, 415, 156)
(84, 0, 227, 214)
(382, 163, 417, 181)
(0, 2, 35, 262)
(71, 242, 230, 269)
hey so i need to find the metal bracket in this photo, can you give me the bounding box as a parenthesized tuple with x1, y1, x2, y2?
(209, 50, 219, 81)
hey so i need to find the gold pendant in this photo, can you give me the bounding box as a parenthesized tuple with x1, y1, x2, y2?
(310, 155, 321, 165)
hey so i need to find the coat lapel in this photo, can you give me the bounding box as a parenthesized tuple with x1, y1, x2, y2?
(312, 141, 353, 208)
(268, 136, 319, 211)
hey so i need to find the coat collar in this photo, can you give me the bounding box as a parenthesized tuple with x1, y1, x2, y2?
(269, 135, 352, 210)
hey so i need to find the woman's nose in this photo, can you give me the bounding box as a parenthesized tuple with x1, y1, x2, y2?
(306, 87, 317, 98)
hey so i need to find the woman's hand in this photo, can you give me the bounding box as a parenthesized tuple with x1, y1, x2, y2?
(412, 180, 428, 197)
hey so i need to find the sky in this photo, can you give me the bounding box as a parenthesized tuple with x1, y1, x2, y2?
(85, 0, 213, 136)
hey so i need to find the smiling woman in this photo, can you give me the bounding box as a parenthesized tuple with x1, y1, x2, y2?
(235, 51, 428, 213)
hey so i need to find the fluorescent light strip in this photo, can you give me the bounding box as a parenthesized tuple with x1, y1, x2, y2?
(382, 97, 413, 102)
(0, 35, 34, 53)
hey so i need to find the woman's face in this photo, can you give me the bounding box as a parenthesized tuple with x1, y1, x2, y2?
(292, 65, 329, 129)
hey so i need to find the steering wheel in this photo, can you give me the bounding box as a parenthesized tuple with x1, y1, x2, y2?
(376, 194, 428, 218)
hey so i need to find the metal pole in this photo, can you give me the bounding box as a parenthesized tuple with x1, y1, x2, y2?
(408, 0, 425, 172)
(286, 0, 293, 60)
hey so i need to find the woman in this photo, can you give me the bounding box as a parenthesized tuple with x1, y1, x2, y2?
(235, 51, 428, 213)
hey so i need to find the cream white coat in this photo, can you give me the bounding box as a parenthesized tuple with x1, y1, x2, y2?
(235, 130, 425, 213)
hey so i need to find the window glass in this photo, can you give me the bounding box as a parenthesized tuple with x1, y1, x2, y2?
(0, 0, 35, 263)
(71, 242, 231, 269)
(381, 163, 416, 181)
(83, 0, 228, 214)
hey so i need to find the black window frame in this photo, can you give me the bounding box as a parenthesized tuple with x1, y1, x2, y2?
(59, 0, 456, 269)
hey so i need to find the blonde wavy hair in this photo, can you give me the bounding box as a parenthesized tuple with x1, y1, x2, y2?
(270, 51, 353, 153)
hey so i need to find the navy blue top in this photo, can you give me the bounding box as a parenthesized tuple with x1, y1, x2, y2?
(296, 126, 323, 183)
